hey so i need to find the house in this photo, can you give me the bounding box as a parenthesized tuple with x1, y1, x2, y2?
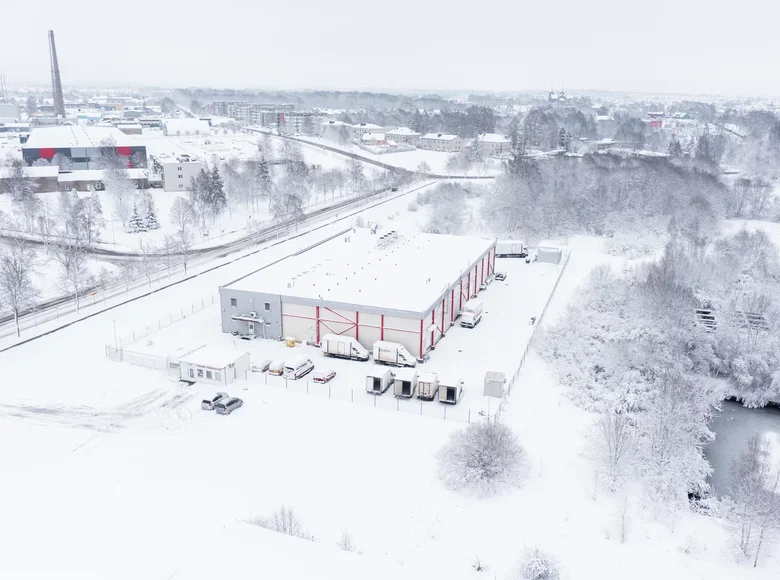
(350, 123, 384, 138)
(477, 133, 511, 156)
(386, 127, 421, 145)
(177, 347, 250, 386)
(361, 133, 388, 146)
(418, 133, 464, 152)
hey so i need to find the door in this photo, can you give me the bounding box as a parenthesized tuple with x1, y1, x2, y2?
(338, 342, 347, 356)
(373, 377, 381, 392)
(402, 381, 411, 396)
(248, 322, 255, 334)
(447, 387, 456, 402)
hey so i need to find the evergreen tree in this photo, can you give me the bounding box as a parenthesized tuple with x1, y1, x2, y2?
(144, 207, 160, 230)
(126, 204, 146, 233)
(508, 116, 522, 151)
(471, 134, 484, 163)
(668, 134, 683, 157)
(256, 156, 272, 199)
(695, 128, 713, 164)
(558, 127, 571, 151)
(209, 165, 227, 217)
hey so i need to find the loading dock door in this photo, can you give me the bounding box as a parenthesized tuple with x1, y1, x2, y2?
(446, 387, 456, 402)
(401, 381, 411, 396)
(372, 377, 381, 392)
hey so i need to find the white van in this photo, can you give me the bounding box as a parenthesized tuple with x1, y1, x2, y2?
(321, 334, 370, 361)
(283, 357, 314, 380)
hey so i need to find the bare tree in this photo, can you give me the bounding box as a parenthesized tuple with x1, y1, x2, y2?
(51, 152, 73, 171)
(96, 137, 133, 226)
(137, 240, 157, 287)
(589, 411, 636, 493)
(53, 241, 91, 312)
(118, 262, 135, 295)
(95, 266, 112, 304)
(246, 504, 313, 541)
(513, 547, 561, 580)
(7, 159, 41, 231)
(337, 529, 358, 552)
(0, 238, 39, 337)
(169, 197, 196, 274)
(160, 234, 179, 277)
(725, 435, 780, 566)
(437, 420, 526, 496)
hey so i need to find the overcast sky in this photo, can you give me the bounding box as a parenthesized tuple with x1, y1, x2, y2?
(3, 0, 779, 97)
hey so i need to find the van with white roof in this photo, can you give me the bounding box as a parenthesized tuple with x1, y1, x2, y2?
(283, 357, 314, 380)
(321, 334, 369, 361)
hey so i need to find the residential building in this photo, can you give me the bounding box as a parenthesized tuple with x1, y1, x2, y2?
(386, 127, 421, 145)
(351, 123, 384, 138)
(418, 133, 464, 152)
(361, 133, 388, 146)
(160, 157, 205, 191)
(477, 133, 511, 156)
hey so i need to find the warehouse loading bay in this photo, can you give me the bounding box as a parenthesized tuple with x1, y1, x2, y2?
(117, 231, 564, 422)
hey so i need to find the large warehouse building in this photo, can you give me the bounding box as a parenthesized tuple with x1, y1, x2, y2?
(21, 126, 147, 170)
(219, 229, 497, 360)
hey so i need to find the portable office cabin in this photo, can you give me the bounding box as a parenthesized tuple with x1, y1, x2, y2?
(417, 372, 439, 401)
(393, 367, 418, 398)
(366, 367, 394, 394)
(439, 375, 463, 404)
(179, 347, 250, 386)
(483, 371, 506, 398)
(537, 246, 562, 265)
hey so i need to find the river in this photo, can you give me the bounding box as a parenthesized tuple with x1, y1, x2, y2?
(704, 400, 780, 496)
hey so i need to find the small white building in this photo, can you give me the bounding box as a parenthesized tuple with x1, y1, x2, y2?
(477, 133, 511, 156)
(161, 157, 205, 191)
(386, 127, 421, 145)
(418, 133, 464, 152)
(178, 347, 250, 385)
(162, 118, 211, 136)
(351, 123, 384, 138)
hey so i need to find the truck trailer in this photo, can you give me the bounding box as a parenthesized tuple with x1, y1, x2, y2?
(417, 372, 439, 401)
(372, 341, 417, 367)
(321, 334, 370, 361)
(496, 240, 528, 258)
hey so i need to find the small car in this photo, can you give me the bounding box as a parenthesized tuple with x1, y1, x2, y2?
(267, 360, 285, 376)
(251, 360, 272, 373)
(391, 187, 399, 192)
(313, 369, 336, 384)
(215, 397, 243, 415)
(495, 271, 507, 281)
(201, 392, 229, 411)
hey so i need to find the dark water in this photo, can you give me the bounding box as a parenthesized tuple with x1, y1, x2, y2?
(704, 400, 780, 496)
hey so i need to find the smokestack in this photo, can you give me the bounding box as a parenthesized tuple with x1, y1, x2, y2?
(48, 30, 65, 117)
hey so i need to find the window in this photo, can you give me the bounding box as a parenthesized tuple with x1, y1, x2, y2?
(264, 302, 271, 312)
(215, 372, 221, 381)
(169, 362, 180, 370)
(189, 368, 194, 378)
(230, 298, 237, 307)
(179, 184, 183, 189)
(178, 166, 182, 171)
(265, 321, 271, 326)
(197, 368, 203, 378)
(178, 174, 183, 179)
(206, 370, 213, 379)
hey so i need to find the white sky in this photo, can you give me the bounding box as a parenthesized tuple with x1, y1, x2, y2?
(2, 0, 779, 97)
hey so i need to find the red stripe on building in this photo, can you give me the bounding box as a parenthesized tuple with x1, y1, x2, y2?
(419, 319, 424, 358)
(116, 146, 131, 156)
(39, 148, 55, 159)
(315, 306, 320, 344)
(380, 314, 384, 341)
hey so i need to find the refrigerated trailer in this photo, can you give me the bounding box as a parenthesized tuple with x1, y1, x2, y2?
(438, 375, 463, 404)
(366, 367, 394, 394)
(417, 372, 439, 401)
(393, 367, 418, 398)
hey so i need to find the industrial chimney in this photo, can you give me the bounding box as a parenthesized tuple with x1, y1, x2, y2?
(47, 30, 65, 117)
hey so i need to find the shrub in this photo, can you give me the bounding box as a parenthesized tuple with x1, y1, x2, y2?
(245, 504, 313, 541)
(437, 420, 525, 496)
(513, 547, 561, 580)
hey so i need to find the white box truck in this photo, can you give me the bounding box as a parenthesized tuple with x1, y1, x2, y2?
(417, 372, 439, 401)
(321, 334, 370, 361)
(460, 298, 483, 328)
(372, 341, 417, 367)
(496, 240, 528, 258)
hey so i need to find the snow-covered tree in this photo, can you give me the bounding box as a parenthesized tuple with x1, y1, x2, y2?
(53, 240, 91, 312)
(96, 137, 133, 226)
(346, 158, 365, 193)
(126, 204, 146, 233)
(270, 176, 306, 232)
(337, 125, 351, 145)
(51, 152, 73, 171)
(437, 420, 525, 496)
(169, 197, 196, 274)
(557, 127, 571, 151)
(209, 165, 227, 219)
(160, 234, 179, 276)
(668, 134, 683, 158)
(7, 159, 41, 231)
(144, 207, 160, 230)
(78, 191, 106, 246)
(137, 239, 157, 287)
(588, 411, 636, 493)
(0, 238, 39, 337)
(512, 547, 560, 580)
(188, 168, 212, 229)
(246, 504, 312, 541)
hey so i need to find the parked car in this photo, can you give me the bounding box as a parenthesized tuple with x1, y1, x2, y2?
(201, 392, 229, 410)
(495, 271, 507, 281)
(215, 397, 243, 415)
(251, 359, 272, 373)
(313, 369, 336, 383)
(267, 360, 285, 376)
(391, 187, 398, 192)
(284, 357, 315, 380)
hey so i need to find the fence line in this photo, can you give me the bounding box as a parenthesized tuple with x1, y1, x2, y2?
(113, 293, 218, 349)
(505, 249, 573, 400)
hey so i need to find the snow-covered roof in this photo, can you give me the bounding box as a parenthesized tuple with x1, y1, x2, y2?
(162, 118, 211, 134)
(227, 228, 495, 316)
(0, 165, 59, 179)
(477, 133, 510, 144)
(179, 346, 248, 369)
(418, 372, 437, 383)
(56, 168, 148, 182)
(386, 127, 420, 136)
(353, 123, 383, 129)
(420, 133, 459, 141)
(595, 115, 614, 121)
(319, 120, 350, 126)
(361, 133, 386, 141)
(171, 523, 438, 580)
(23, 125, 135, 149)
(394, 367, 418, 381)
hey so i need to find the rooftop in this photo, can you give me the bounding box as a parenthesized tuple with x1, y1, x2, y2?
(23, 125, 135, 149)
(162, 118, 211, 134)
(477, 133, 510, 144)
(354, 123, 383, 129)
(179, 346, 248, 369)
(361, 133, 386, 141)
(386, 127, 420, 136)
(227, 228, 495, 316)
(420, 133, 459, 141)
(56, 168, 148, 183)
(0, 166, 59, 179)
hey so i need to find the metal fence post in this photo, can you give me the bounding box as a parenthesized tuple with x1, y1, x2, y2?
(373, 395, 376, 408)
(443, 405, 447, 420)
(468, 409, 471, 423)
(351, 389, 353, 403)
(328, 384, 331, 399)
(285, 378, 288, 389)
(306, 381, 309, 394)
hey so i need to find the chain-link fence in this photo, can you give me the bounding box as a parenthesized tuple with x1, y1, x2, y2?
(112, 294, 218, 350)
(506, 249, 572, 395)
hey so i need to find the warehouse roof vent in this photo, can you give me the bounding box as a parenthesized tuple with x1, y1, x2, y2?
(377, 231, 398, 249)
